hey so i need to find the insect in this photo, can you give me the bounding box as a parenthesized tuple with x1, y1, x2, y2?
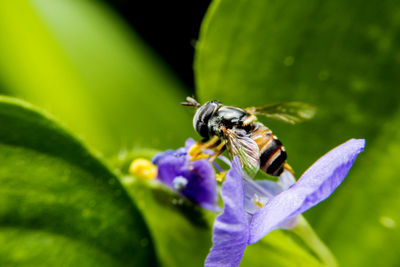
(181, 97, 316, 178)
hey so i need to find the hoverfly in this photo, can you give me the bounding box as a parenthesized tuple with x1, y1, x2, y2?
(181, 97, 316, 178)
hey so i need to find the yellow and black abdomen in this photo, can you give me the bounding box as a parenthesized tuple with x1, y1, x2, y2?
(250, 124, 287, 176)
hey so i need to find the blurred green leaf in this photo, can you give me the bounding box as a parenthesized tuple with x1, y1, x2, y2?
(195, 0, 400, 173)
(0, 96, 157, 266)
(123, 179, 212, 267)
(0, 1, 192, 156)
(195, 0, 400, 265)
(242, 230, 325, 267)
(314, 112, 400, 267)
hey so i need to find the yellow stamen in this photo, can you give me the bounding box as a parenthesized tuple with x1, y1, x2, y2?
(188, 142, 211, 161)
(203, 136, 219, 149)
(191, 153, 210, 161)
(129, 158, 157, 180)
(216, 172, 226, 182)
(253, 201, 264, 208)
(188, 142, 203, 156)
(208, 141, 226, 162)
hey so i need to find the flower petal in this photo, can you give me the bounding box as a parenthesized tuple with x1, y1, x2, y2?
(152, 149, 175, 165)
(249, 139, 365, 244)
(156, 154, 186, 188)
(154, 139, 218, 210)
(255, 170, 296, 196)
(184, 138, 196, 150)
(205, 157, 249, 267)
(243, 170, 296, 215)
(180, 159, 218, 210)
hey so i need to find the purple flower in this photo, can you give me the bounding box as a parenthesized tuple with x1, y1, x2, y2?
(152, 138, 218, 211)
(205, 138, 365, 267)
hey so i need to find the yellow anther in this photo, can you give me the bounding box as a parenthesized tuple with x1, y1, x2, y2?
(216, 172, 226, 182)
(190, 153, 210, 161)
(129, 158, 157, 180)
(188, 143, 203, 156)
(188, 142, 212, 161)
(251, 194, 268, 208)
(253, 201, 264, 208)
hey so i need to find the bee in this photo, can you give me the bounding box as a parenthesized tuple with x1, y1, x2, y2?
(181, 97, 316, 178)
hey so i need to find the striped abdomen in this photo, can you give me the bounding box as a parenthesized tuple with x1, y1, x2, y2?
(250, 123, 287, 176)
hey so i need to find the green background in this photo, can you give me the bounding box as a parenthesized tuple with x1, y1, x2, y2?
(0, 0, 399, 266)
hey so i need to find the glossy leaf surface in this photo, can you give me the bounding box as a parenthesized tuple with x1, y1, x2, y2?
(0, 96, 156, 266)
(316, 112, 400, 266)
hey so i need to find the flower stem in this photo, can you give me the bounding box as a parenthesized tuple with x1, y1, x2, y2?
(290, 216, 338, 267)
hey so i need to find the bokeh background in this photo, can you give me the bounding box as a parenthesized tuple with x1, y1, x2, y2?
(0, 0, 399, 266)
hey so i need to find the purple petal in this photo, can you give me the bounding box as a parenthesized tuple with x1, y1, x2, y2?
(243, 170, 296, 215)
(152, 149, 175, 165)
(180, 159, 218, 210)
(185, 138, 196, 150)
(153, 138, 196, 165)
(255, 170, 296, 196)
(278, 216, 299, 229)
(156, 154, 186, 188)
(205, 157, 249, 267)
(155, 146, 218, 210)
(249, 139, 365, 244)
(212, 161, 225, 173)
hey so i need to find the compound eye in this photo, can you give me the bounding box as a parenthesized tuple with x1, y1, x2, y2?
(193, 102, 217, 138)
(197, 122, 209, 138)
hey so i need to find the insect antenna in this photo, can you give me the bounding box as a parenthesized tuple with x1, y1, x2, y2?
(181, 96, 201, 108)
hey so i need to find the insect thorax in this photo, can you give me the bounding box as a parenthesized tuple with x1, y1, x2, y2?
(194, 102, 251, 139)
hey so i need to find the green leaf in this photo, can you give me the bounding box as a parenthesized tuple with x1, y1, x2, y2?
(0, 96, 157, 266)
(123, 179, 212, 267)
(195, 0, 400, 265)
(314, 111, 400, 267)
(243, 231, 323, 267)
(0, 1, 193, 156)
(195, 0, 400, 174)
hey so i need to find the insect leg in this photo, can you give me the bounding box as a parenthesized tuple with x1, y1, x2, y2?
(202, 136, 220, 149)
(208, 141, 226, 162)
(208, 141, 228, 182)
(242, 113, 257, 126)
(188, 136, 220, 160)
(284, 163, 295, 175)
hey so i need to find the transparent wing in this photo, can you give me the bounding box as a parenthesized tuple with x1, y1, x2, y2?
(223, 128, 260, 178)
(246, 102, 316, 124)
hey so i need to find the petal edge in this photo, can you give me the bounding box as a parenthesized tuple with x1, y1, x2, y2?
(205, 157, 249, 267)
(249, 139, 365, 244)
